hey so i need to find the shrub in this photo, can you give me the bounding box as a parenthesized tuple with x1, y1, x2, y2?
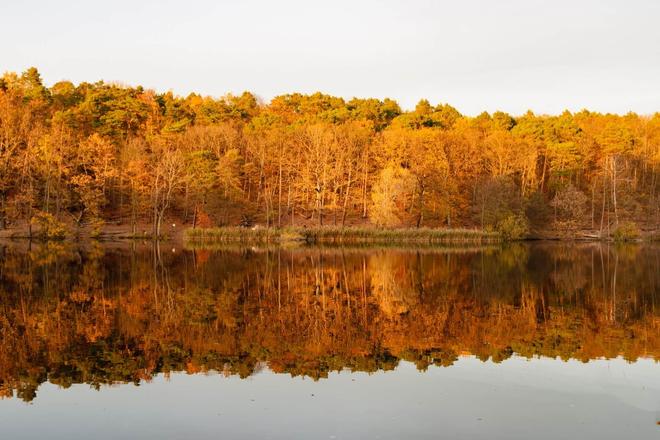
(496, 213, 529, 241)
(524, 190, 551, 229)
(473, 176, 521, 228)
(30, 211, 67, 240)
(89, 218, 105, 239)
(550, 184, 587, 233)
(612, 222, 640, 241)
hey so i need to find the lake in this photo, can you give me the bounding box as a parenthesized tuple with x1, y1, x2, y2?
(0, 241, 658, 439)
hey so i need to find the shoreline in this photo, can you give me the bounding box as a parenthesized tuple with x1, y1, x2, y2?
(1, 224, 657, 244)
(183, 226, 501, 245)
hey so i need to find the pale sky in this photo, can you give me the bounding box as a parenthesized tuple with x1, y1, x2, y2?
(2, 0, 659, 115)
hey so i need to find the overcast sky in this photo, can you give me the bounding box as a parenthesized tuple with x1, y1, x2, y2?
(2, 0, 659, 115)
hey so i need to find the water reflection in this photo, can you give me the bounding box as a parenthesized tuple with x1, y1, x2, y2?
(0, 241, 657, 401)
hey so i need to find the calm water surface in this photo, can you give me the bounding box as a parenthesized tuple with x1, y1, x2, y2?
(0, 241, 658, 439)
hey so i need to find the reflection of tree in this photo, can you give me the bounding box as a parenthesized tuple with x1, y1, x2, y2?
(369, 251, 420, 317)
(0, 242, 657, 401)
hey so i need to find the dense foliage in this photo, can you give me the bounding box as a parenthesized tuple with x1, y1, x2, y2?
(1, 68, 658, 236)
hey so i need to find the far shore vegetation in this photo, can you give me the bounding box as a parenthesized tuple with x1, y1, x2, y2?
(0, 68, 658, 242)
(184, 226, 502, 245)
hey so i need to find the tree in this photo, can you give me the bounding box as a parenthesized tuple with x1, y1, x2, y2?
(70, 134, 117, 234)
(118, 138, 151, 234)
(370, 165, 415, 227)
(295, 123, 335, 226)
(0, 67, 658, 236)
(598, 123, 635, 227)
(473, 176, 523, 229)
(550, 184, 588, 234)
(150, 148, 184, 237)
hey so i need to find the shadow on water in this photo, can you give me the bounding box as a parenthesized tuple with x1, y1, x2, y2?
(0, 240, 657, 401)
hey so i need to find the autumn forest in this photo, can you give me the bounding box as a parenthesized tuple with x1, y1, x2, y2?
(1, 68, 659, 239)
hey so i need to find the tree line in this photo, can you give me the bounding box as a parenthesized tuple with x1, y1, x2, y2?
(1, 67, 658, 237)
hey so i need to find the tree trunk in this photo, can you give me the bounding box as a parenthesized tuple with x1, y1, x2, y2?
(611, 156, 618, 227)
(316, 182, 323, 226)
(278, 156, 282, 228)
(152, 201, 159, 238)
(361, 152, 368, 218)
(600, 167, 606, 238)
(416, 185, 425, 228)
(591, 182, 595, 230)
(342, 167, 353, 227)
(540, 154, 548, 192)
(156, 208, 165, 239)
(0, 193, 5, 230)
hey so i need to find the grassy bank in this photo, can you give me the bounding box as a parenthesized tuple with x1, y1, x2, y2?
(184, 226, 501, 245)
